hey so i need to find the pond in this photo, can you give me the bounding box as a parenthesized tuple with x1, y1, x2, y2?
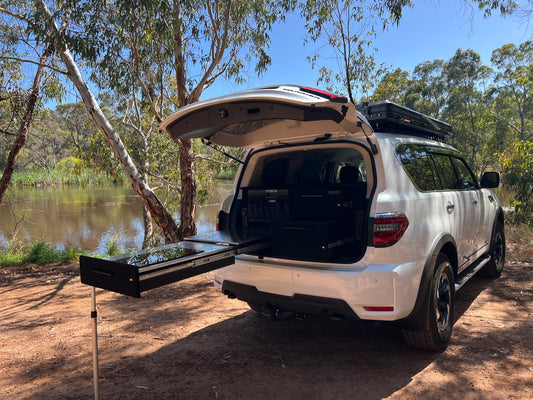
(0, 183, 232, 254)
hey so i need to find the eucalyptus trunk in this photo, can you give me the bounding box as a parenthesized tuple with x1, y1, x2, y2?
(178, 138, 197, 238)
(36, 0, 181, 243)
(0, 43, 54, 206)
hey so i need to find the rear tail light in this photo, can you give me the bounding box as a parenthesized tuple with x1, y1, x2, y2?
(372, 212, 409, 247)
(216, 211, 220, 231)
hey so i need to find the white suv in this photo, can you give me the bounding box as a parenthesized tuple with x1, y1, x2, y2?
(159, 85, 505, 351)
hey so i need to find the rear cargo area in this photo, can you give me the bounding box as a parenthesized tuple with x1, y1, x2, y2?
(224, 143, 371, 263)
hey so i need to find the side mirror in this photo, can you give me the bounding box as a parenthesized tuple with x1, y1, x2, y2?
(480, 171, 499, 188)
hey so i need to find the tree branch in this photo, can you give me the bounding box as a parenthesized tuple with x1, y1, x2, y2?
(130, 34, 164, 123)
(0, 7, 34, 26)
(138, 166, 182, 194)
(195, 155, 236, 166)
(488, 109, 526, 140)
(0, 56, 67, 74)
(189, 0, 231, 102)
(0, 128, 17, 136)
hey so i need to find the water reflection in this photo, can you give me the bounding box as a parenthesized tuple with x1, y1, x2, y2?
(0, 183, 232, 254)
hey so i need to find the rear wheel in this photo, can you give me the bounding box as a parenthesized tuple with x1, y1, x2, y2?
(402, 254, 455, 351)
(247, 302, 263, 314)
(480, 221, 505, 278)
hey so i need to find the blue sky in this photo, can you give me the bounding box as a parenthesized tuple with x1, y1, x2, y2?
(203, 1, 532, 100)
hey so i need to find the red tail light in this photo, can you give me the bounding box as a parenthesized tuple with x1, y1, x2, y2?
(300, 87, 348, 103)
(216, 211, 220, 231)
(373, 212, 409, 247)
(363, 306, 394, 312)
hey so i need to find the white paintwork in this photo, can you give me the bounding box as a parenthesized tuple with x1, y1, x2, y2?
(165, 86, 501, 322)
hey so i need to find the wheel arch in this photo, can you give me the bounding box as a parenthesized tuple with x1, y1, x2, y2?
(493, 207, 505, 234)
(401, 233, 457, 330)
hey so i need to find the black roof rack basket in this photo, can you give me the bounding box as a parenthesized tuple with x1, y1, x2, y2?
(355, 101, 452, 140)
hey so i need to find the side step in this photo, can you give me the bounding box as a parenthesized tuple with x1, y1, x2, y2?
(455, 255, 491, 291)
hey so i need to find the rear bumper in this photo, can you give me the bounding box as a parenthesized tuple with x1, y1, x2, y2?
(221, 280, 359, 319)
(214, 256, 422, 321)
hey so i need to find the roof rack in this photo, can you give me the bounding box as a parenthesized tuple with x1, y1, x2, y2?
(355, 101, 453, 140)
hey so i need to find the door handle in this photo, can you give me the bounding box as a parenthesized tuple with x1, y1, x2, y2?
(446, 202, 455, 213)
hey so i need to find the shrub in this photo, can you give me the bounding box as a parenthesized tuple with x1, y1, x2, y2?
(22, 240, 65, 264)
(499, 141, 533, 222)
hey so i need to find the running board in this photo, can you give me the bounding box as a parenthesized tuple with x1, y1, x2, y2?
(80, 229, 269, 298)
(455, 255, 491, 291)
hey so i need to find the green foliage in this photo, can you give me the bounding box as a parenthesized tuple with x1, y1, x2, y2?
(215, 169, 238, 180)
(105, 239, 123, 257)
(10, 166, 126, 186)
(54, 157, 85, 174)
(303, 0, 397, 102)
(368, 68, 412, 104)
(22, 240, 67, 264)
(0, 251, 23, 267)
(0, 240, 87, 267)
(489, 40, 533, 142)
(499, 140, 533, 224)
(105, 237, 131, 257)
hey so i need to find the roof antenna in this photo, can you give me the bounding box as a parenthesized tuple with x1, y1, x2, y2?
(358, 121, 378, 154)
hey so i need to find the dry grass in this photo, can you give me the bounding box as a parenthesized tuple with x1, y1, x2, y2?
(505, 222, 533, 263)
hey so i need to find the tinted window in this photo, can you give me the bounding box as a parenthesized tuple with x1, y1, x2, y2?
(431, 153, 457, 190)
(451, 157, 478, 190)
(396, 144, 440, 191)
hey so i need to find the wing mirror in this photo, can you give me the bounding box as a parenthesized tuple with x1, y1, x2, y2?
(480, 171, 499, 188)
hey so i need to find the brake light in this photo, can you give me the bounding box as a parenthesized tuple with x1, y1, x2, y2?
(216, 211, 220, 231)
(373, 212, 409, 247)
(300, 87, 348, 103)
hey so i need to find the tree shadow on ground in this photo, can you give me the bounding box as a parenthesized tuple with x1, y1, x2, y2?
(11, 262, 533, 400)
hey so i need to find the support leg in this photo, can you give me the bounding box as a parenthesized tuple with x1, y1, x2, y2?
(91, 287, 100, 399)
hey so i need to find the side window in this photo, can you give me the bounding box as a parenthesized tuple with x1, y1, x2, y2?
(451, 157, 478, 190)
(431, 153, 457, 190)
(396, 144, 440, 191)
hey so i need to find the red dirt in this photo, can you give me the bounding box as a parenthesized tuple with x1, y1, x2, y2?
(0, 246, 532, 400)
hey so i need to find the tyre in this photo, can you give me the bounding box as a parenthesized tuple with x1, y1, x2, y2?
(402, 254, 455, 351)
(247, 302, 263, 314)
(480, 221, 505, 278)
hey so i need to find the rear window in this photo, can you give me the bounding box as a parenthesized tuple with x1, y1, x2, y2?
(247, 147, 367, 187)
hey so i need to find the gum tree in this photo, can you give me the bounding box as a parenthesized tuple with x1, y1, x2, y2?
(0, 1, 64, 205)
(78, 0, 293, 239)
(490, 40, 533, 142)
(21, 0, 294, 243)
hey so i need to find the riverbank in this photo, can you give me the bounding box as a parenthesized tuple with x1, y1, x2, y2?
(9, 166, 127, 187)
(8, 166, 235, 187)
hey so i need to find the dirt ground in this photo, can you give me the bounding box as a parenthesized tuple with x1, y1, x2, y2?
(0, 243, 532, 400)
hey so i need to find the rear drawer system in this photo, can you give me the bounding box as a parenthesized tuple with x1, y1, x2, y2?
(80, 230, 269, 297)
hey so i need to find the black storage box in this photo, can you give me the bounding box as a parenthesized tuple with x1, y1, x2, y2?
(289, 187, 346, 220)
(271, 219, 351, 261)
(243, 187, 289, 224)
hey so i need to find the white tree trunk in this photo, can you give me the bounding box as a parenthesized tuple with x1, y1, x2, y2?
(36, 0, 181, 243)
